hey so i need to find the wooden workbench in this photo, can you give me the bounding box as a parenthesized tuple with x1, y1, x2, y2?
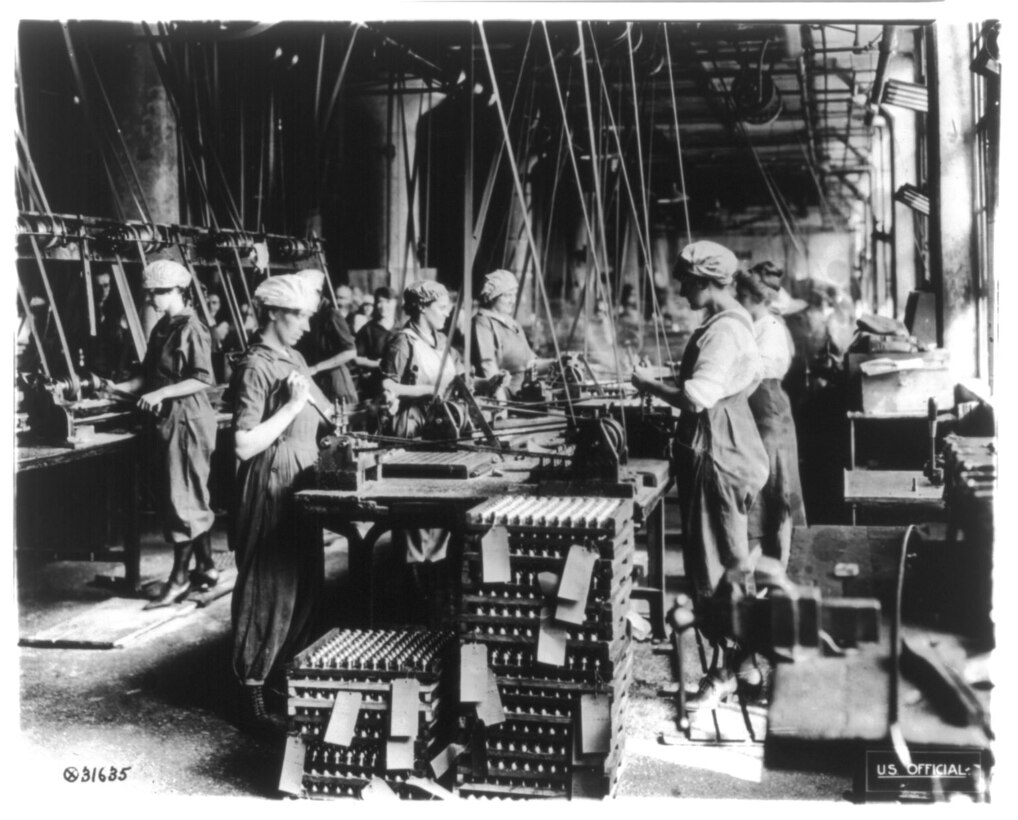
(770, 525, 992, 787)
(15, 409, 233, 594)
(843, 469, 944, 525)
(17, 431, 142, 590)
(295, 457, 672, 635)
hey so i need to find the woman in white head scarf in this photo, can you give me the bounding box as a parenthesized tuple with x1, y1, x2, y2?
(108, 260, 218, 609)
(632, 241, 769, 711)
(228, 273, 333, 736)
(471, 269, 553, 397)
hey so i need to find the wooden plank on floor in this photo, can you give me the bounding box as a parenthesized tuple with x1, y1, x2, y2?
(768, 648, 889, 742)
(19, 597, 197, 649)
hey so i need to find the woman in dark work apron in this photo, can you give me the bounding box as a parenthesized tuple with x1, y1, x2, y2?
(109, 260, 218, 609)
(736, 267, 808, 567)
(229, 273, 331, 735)
(632, 241, 768, 709)
(471, 269, 554, 398)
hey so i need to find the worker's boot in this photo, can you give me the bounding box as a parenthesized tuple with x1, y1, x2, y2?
(190, 530, 220, 590)
(144, 540, 194, 609)
(240, 683, 286, 739)
(685, 669, 737, 711)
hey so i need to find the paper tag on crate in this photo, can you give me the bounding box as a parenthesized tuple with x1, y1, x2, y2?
(278, 734, 306, 796)
(537, 620, 569, 666)
(625, 610, 653, 641)
(578, 693, 612, 754)
(386, 738, 416, 771)
(323, 690, 362, 747)
(481, 525, 512, 584)
(556, 596, 586, 625)
(389, 678, 420, 739)
(362, 776, 400, 800)
(460, 644, 488, 702)
(429, 742, 465, 779)
(474, 669, 505, 726)
(405, 776, 453, 799)
(538, 572, 559, 597)
(558, 544, 597, 601)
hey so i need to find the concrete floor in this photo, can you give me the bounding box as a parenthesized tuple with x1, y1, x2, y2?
(15, 518, 855, 804)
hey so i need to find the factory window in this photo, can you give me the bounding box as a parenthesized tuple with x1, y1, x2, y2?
(970, 20, 999, 385)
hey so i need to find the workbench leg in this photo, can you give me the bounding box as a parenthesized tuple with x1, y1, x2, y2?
(643, 498, 668, 641)
(334, 520, 375, 629)
(122, 444, 141, 593)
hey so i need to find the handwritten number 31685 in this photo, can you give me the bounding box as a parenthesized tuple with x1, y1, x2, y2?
(81, 766, 131, 782)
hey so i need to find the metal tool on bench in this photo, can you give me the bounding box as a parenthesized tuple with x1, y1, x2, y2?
(18, 371, 137, 443)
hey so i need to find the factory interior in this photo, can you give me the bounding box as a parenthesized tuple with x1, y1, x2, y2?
(11, 10, 1002, 807)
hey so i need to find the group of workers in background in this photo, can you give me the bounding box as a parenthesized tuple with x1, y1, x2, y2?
(83, 237, 812, 733)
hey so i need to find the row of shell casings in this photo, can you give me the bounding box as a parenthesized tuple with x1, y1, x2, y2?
(467, 542, 613, 560)
(487, 759, 569, 776)
(466, 624, 606, 643)
(305, 783, 360, 798)
(307, 746, 380, 771)
(503, 704, 571, 718)
(299, 726, 389, 742)
(465, 586, 613, 606)
(459, 782, 567, 796)
(300, 629, 451, 670)
(291, 689, 394, 705)
(476, 568, 612, 593)
(486, 739, 569, 757)
(467, 496, 623, 530)
(487, 647, 609, 675)
(298, 722, 434, 740)
(484, 720, 570, 740)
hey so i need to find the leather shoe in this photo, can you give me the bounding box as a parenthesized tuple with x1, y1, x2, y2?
(190, 567, 220, 591)
(144, 579, 191, 610)
(684, 671, 737, 711)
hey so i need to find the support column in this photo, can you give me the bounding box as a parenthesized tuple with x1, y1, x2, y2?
(106, 24, 180, 337)
(354, 80, 442, 291)
(108, 25, 179, 224)
(927, 23, 979, 379)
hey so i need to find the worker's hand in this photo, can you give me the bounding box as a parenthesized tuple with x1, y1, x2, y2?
(137, 389, 165, 415)
(381, 387, 399, 415)
(631, 364, 656, 393)
(306, 363, 319, 377)
(496, 370, 512, 389)
(286, 371, 312, 411)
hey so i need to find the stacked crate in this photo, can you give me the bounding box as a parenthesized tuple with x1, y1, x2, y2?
(284, 628, 455, 799)
(455, 495, 635, 799)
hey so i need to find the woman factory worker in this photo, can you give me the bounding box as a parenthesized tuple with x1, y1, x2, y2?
(471, 269, 553, 397)
(229, 273, 331, 733)
(631, 241, 769, 709)
(381, 279, 463, 442)
(735, 264, 807, 567)
(380, 280, 507, 624)
(110, 260, 218, 609)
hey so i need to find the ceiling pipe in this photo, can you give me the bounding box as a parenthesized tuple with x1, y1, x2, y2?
(866, 25, 898, 124)
(797, 26, 822, 174)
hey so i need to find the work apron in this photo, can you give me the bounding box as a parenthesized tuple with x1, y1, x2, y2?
(672, 316, 769, 603)
(392, 325, 459, 563)
(746, 378, 808, 567)
(472, 310, 534, 395)
(144, 311, 216, 545)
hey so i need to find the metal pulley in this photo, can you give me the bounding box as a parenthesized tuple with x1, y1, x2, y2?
(17, 213, 78, 250)
(268, 235, 316, 262)
(96, 221, 169, 256)
(550, 353, 586, 387)
(421, 398, 473, 441)
(208, 229, 259, 262)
